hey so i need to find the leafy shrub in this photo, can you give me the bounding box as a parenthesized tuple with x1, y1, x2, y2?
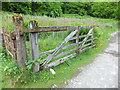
(2, 2, 118, 19)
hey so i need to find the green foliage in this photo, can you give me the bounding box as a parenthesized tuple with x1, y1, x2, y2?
(2, 2, 62, 17)
(2, 2, 32, 14)
(0, 49, 40, 87)
(61, 2, 91, 16)
(91, 2, 118, 19)
(2, 2, 118, 19)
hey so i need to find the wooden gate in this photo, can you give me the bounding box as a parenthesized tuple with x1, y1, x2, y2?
(2, 15, 98, 73)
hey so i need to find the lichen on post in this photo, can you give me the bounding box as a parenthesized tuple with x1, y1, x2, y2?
(12, 14, 28, 69)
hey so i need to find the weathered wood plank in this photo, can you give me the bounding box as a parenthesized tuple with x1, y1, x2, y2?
(23, 25, 98, 33)
(82, 42, 95, 48)
(39, 43, 76, 57)
(12, 15, 28, 68)
(76, 28, 80, 54)
(41, 30, 78, 66)
(29, 20, 40, 73)
(70, 34, 92, 41)
(39, 49, 55, 56)
(81, 44, 96, 52)
(44, 53, 77, 69)
(79, 28, 94, 52)
(53, 48, 77, 59)
(80, 25, 99, 29)
(39, 38, 96, 57)
(43, 44, 96, 69)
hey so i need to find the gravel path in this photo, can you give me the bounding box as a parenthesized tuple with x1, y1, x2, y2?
(65, 31, 119, 88)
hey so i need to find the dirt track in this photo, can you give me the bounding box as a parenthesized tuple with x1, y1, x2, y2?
(65, 31, 119, 88)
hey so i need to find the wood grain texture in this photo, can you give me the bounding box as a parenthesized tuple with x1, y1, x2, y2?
(23, 25, 98, 33)
(13, 15, 28, 68)
(79, 28, 94, 52)
(44, 53, 77, 69)
(53, 48, 77, 59)
(70, 34, 92, 41)
(41, 30, 78, 66)
(39, 38, 96, 57)
(76, 28, 80, 54)
(44, 44, 96, 70)
(29, 20, 40, 73)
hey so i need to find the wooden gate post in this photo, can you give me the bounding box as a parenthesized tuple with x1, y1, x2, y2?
(12, 15, 28, 69)
(29, 20, 40, 73)
(76, 26, 80, 54)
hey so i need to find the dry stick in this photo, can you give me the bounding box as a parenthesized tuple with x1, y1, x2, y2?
(10, 31, 17, 61)
(29, 20, 40, 73)
(12, 15, 28, 68)
(2, 28, 16, 59)
(10, 36, 17, 61)
(2, 28, 9, 54)
(41, 30, 78, 66)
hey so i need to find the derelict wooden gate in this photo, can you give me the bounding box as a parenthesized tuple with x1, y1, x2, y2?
(2, 15, 98, 73)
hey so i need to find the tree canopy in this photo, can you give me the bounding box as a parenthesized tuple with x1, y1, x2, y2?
(2, 2, 119, 19)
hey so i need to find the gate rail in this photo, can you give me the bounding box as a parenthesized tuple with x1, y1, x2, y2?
(2, 15, 98, 73)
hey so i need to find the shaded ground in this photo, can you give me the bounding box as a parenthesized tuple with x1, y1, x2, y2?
(65, 31, 119, 88)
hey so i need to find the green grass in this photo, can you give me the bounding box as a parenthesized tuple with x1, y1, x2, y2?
(1, 11, 118, 88)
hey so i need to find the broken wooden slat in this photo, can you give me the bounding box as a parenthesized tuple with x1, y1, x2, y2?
(43, 44, 96, 69)
(2, 28, 9, 54)
(6, 48, 14, 58)
(53, 48, 77, 59)
(79, 28, 94, 52)
(39, 49, 55, 56)
(44, 53, 77, 69)
(2, 28, 14, 58)
(82, 42, 95, 48)
(29, 20, 40, 73)
(10, 35, 17, 61)
(41, 30, 78, 66)
(39, 38, 96, 57)
(81, 44, 96, 52)
(70, 34, 92, 41)
(10, 31, 17, 61)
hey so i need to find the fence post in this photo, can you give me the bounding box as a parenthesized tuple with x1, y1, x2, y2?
(76, 26, 80, 54)
(29, 20, 40, 73)
(12, 15, 28, 69)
